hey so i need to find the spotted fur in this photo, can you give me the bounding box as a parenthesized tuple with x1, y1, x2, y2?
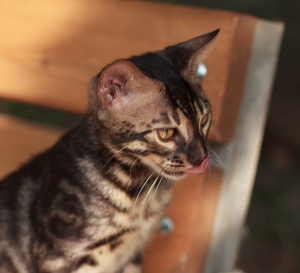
(0, 29, 219, 273)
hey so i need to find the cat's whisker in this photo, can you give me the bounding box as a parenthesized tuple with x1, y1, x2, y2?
(222, 147, 247, 179)
(142, 176, 159, 206)
(140, 175, 160, 219)
(136, 165, 165, 221)
(135, 170, 153, 193)
(149, 176, 163, 207)
(129, 158, 139, 178)
(209, 149, 225, 169)
(133, 171, 155, 212)
(136, 163, 168, 220)
(111, 156, 136, 171)
(100, 146, 128, 172)
(149, 164, 167, 201)
(210, 148, 247, 180)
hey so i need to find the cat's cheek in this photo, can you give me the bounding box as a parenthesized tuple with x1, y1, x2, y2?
(125, 141, 149, 153)
(138, 156, 162, 173)
(161, 142, 177, 154)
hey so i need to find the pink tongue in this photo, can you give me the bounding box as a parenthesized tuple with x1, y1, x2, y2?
(185, 156, 210, 174)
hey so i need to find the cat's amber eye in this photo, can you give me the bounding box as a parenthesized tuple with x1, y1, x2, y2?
(157, 128, 175, 140)
(200, 113, 209, 126)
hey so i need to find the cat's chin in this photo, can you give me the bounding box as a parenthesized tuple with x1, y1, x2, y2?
(148, 162, 187, 181)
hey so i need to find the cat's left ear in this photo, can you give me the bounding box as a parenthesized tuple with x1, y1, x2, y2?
(161, 29, 220, 83)
(97, 60, 159, 114)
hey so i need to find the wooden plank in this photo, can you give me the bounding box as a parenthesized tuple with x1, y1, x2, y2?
(0, 0, 257, 143)
(203, 20, 284, 273)
(207, 15, 256, 143)
(143, 169, 223, 273)
(0, 115, 63, 178)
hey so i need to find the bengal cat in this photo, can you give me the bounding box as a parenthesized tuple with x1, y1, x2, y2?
(0, 29, 219, 273)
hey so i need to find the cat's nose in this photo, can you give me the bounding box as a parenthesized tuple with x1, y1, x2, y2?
(189, 158, 203, 167)
(186, 137, 208, 166)
(185, 156, 210, 174)
(187, 149, 208, 167)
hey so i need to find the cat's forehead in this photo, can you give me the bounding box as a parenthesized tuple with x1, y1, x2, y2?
(128, 52, 185, 87)
(128, 52, 207, 118)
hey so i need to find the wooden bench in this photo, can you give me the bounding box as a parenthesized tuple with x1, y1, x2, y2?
(0, 1, 284, 272)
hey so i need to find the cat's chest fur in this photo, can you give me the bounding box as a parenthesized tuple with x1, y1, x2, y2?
(35, 156, 173, 273)
(78, 211, 163, 273)
(77, 180, 171, 273)
(39, 215, 162, 273)
(43, 206, 166, 273)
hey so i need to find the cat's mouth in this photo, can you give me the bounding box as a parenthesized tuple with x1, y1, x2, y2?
(163, 169, 186, 177)
(153, 163, 186, 180)
(184, 156, 210, 174)
(158, 156, 210, 179)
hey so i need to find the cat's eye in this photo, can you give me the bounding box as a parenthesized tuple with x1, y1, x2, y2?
(200, 113, 209, 126)
(157, 128, 175, 140)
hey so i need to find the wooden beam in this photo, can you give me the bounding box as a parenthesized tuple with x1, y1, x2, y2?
(203, 20, 284, 273)
(0, 115, 63, 178)
(0, 0, 257, 143)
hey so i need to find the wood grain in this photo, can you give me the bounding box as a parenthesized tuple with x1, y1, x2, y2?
(0, 0, 257, 143)
(0, 115, 63, 178)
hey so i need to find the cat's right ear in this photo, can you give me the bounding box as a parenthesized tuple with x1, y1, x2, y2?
(161, 29, 220, 84)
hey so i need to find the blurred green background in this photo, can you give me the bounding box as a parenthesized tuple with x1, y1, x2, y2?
(1, 0, 299, 272)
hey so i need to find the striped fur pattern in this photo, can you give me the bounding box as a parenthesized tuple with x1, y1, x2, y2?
(0, 30, 219, 273)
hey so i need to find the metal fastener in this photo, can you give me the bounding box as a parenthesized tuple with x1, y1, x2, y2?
(160, 216, 174, 235)
(197, 63, 207, 78)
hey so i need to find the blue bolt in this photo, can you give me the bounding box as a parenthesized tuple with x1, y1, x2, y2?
(197, 63, 207, 78)
(160, 216, 174, 235)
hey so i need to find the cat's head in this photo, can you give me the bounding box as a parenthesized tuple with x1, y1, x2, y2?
(89, 29, 219, 181)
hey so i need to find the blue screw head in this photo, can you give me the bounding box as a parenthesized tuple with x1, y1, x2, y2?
(160, 216, 174, 235)
(197, 63, 207, 78)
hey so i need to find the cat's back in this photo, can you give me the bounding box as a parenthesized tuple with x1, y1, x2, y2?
(0, 161, 43, 272)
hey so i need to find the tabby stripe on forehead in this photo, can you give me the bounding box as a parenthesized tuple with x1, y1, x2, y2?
(86, 229, 133, 250)
(172, 110, 180, 125)
(151, 112, 170, 124)
(202, 97, 210, 107)
(195, 98, 204, 114)
(188, 92, 198, 117)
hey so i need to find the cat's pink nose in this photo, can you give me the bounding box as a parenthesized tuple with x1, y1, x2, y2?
(185, 156, 210, 174)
